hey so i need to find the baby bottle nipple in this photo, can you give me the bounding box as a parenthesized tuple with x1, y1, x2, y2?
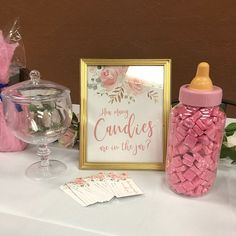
(189, 62, 213, 91)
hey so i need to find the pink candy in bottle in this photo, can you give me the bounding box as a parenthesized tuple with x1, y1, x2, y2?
(166, 62, 226, 197)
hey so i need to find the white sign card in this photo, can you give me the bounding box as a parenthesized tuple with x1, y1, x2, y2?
(80, 59, 171, 170)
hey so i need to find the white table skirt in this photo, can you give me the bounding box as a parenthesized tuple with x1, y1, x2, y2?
(0, 110, 235, 236)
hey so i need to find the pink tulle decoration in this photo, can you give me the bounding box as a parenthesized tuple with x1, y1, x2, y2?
(0, 31, 18, 83)
(0, 30, 27, 152)
(0, 103, 27, 151)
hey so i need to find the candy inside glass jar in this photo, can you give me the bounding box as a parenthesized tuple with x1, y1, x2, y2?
(166, 62, 226, 197)
(2, 70, 72, 180)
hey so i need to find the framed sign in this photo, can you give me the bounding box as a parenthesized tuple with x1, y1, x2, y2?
(80, 59, 171, 170)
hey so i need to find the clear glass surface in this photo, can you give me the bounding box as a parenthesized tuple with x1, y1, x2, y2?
(2, 70, 72, 180)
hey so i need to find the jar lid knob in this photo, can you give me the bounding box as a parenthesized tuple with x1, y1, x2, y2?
(29, 70, 40, 85)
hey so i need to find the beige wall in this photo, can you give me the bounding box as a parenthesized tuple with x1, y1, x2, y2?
(0, 0, 235, 116)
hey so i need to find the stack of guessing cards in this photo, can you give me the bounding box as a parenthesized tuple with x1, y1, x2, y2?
(60, 172, 143, 207)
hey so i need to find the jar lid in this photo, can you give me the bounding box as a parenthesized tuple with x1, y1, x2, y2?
(2, 70, 70, 103)
(179, 84, 222, 107)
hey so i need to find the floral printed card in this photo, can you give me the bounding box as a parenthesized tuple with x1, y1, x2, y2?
(80, 59, 171, 170)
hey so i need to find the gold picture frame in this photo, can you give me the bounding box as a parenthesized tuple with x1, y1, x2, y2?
(80, 59, 171, 170)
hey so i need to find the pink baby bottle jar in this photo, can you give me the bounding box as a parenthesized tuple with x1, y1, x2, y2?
(166, 62, 226, 197)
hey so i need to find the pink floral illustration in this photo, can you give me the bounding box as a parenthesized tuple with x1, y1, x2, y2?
(100, 66, 128, 90)
(120, 173, 128, 180)
(100, 67, 119, 90)
(95, 172, 106, 180)
(108, 172, 119, 180)
(88, 65, 158, 104)
(74, 177, 86, 186)
(126, 77, 144, 95)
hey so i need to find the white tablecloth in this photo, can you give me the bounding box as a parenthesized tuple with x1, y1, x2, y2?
(0, 116, 235, 236)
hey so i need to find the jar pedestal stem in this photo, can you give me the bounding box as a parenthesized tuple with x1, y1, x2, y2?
(25, 144, 67, 181)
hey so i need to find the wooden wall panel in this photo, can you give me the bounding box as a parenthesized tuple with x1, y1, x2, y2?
(0, 0, 235, 115)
